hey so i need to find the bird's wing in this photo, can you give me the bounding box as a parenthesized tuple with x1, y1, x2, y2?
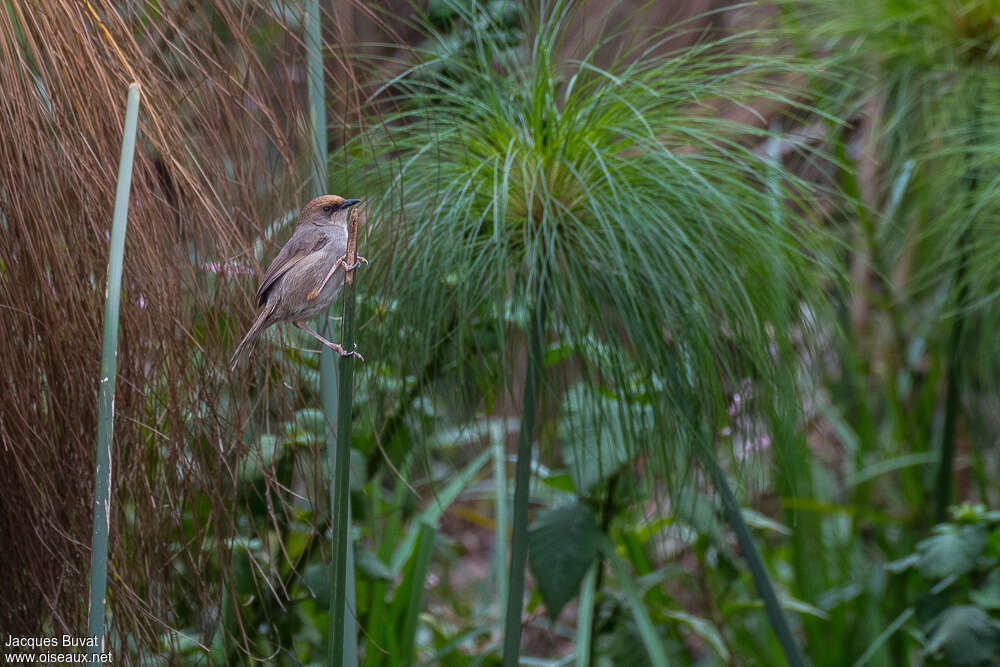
(255, 231, 328, 306)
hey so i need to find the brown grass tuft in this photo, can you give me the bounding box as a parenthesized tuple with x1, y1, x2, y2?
(0, 0, 394, 659)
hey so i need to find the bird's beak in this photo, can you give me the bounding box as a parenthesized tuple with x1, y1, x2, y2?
(341, 199, 362, 210)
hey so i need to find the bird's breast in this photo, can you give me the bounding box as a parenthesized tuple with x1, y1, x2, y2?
(278, 237, 348, 319)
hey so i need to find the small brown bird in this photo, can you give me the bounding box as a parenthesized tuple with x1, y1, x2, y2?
(230, 195, 366, 371)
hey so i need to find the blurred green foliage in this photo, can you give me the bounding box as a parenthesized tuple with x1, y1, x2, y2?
(15, 0, 999, 665)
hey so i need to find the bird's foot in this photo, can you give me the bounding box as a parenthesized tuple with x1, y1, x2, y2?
(337, 255, 368, 272)
(325, 340, 365, 362)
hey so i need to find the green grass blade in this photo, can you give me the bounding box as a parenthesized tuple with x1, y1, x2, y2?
(396, 522, 437, 666)
(87, 81, 140, 665)
(851, 608, 914, 667)
(707, 454, 809, 667)
(604, 545, 671, 667)
(390, 448, 490, 573)
(363, 473, 411, 666)
(574, 563, 598, 667)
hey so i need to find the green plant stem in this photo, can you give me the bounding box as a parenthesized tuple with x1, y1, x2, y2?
(493, 432, 509, 615)
(582, 473, 619, 663)
(935, 88, 980, 523)
(306, 1, 357, 661)
(936, 266, 969, 523)
(87, 81, 140, 666)
(706, 455, 809, 667)
(330, 209, 361, 665)
(306, 0, 326, 193)
(502, 286, 547, 665)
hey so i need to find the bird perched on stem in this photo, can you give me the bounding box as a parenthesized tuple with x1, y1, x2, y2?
(230, 195, 366, 370)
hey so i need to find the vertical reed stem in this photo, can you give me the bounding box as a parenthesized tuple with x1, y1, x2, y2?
(87, 81, 140, 666)
(935, 84, 980, 523)
(306, 0, 326, 194)
(493, 433, 508, 616)
(502, 284, 547, 665)
(305, 2, 357, 661)
(707, 455, 808, 667)
(330, 208, 361, 665)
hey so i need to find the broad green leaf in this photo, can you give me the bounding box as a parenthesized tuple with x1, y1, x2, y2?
(970, 570, 1000, 610)
(925, 605, 999, 666)
(302, 562, 332, 607)
(560, 383, 647, 495)
(238, 434, 278, 481)
(916, 524, 988, 580)
(283, 408, 326, 445)
(527, 503, 602, 620)
(540, 472, 576, 492)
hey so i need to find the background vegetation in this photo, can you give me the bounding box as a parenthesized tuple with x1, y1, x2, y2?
(2, 0, 999, 665)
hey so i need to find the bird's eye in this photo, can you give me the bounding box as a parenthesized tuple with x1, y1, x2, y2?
(322, 204, 335, 214)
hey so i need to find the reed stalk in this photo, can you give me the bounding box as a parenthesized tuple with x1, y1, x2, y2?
(934, 84, 981, 523)
(502, 284, 547, 665)
(330, 207, 362, 664)
(706, 454, 808, 667)
(86, 81, 140, 666)
(305, 1, 358, 661)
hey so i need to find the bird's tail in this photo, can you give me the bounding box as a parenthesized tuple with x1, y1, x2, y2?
(230, 305, 274, 371)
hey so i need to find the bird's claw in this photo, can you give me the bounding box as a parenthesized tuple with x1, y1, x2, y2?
(337, 255, 368, 272)
(339, 343, 365, 362)
(325, 341, 365, 362)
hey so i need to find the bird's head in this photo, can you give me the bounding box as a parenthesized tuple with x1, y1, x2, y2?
(301, 194, 361, 226)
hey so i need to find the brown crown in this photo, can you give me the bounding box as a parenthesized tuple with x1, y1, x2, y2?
(300, 194, 347, 220)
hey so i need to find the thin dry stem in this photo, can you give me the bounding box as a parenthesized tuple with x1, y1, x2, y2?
(0, 0, 395, 660)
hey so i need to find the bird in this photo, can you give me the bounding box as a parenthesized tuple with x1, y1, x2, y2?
(230, 194, 366, 371)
